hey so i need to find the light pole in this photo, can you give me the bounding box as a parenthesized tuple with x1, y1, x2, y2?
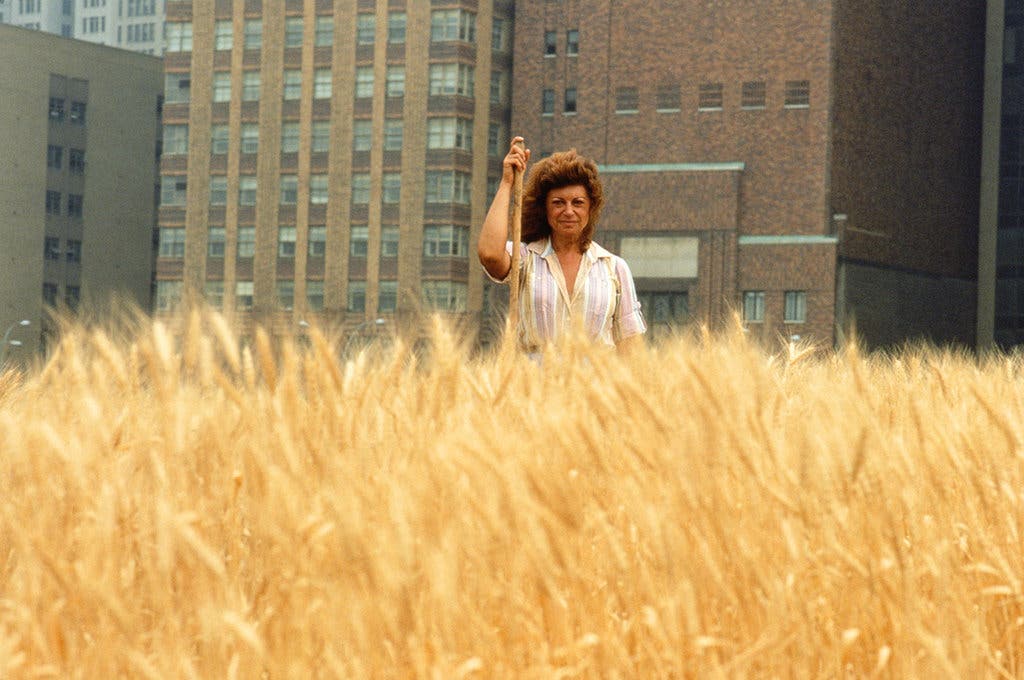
(343, 317, 386, 356)
(0, 319, 30, 367)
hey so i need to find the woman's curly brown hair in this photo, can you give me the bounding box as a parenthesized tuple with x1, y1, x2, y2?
(521, 149, 604, 253)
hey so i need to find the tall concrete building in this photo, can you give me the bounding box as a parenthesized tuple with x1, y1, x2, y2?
(0, 24, 163, 361)
(513, 1, 986, 347)
(155, 0, 514, 335)
(0, 0, 166, 55)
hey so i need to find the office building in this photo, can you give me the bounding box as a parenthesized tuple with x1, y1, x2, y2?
(0, 23, 163, 360)
(0, 0, 166, 55)
(513, 1, 986, 347)
(155, 0, 514, 336)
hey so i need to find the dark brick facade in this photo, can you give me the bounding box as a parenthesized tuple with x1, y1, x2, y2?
(511, 0, 986, 347)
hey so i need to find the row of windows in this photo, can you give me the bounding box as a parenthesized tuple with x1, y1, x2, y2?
(158, 224, 469, 261)
(166, 12, 509, 54)
(126, 0, 156, 16)
(544, 29, 579, 57)
(45, 190, 84, 217)
(47, 145, 86, 173)
(161, 170, 473, 208)
(126, 22, 154, 43)
(164, 117, 506, 159)
(742, 290, 807, 324)
(48, 98, 86, 123)
(155, 278, 467, 314)
(43, 236, 82, 263)
(43, 282, 80, 310)
(541, 80, 812, 116)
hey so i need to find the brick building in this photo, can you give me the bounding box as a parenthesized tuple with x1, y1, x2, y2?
(156, 0, 515, 337)
(512, 1, 986, 347)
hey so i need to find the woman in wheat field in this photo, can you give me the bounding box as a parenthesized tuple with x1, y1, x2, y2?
(478, 137, 646, 355)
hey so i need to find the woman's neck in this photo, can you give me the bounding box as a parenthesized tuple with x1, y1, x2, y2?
(550, 233, 582, 255)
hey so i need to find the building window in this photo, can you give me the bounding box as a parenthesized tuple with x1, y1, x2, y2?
(308, 226, 326, 257)
(492, 17, 508, 52)
(45, 190, 61, 215)
(66, 239, 82, 263)
(382, 173, 401, 204)
(64, 285, 80, 311)
(160, 177, 186, 206)
(564, 87, 577, 114)
(214, 19, 232, 50)
(351, 174, 370, 204)
(164, 73, 190, 103)
(204, 280, 224, 309)
(209, 176, 228, 206)
(306, 280, 324, 311)
(741, 81, 766, 109)
(42, 282, 59, 307)
(208, 227, 226, 258)
(384, 119, 403, 150)
(283, 70, 302, 100)
(281, 122, 300, 153)
(423, 225, 469, 257)
(284, 17, 304, 49)
(427, 117, 472, 151)
(313, 69, 332, 99)
(353, 119, 372, 151)
(350, 225, 369, 257)
(238, 176, 257, 206)
(544, 30, 556, 56)
(487, 123, 504, 156)
(280, 174, 298, 204)
(212, 72, 231, 102)
(68, 148, 85, 174)
(638, 291, 689, 330)
(656, 83, 681, 112)
(315, 16, 333, 47)
(154, 281, 182, 312)
(243, 19, 262, 50)
(615, 87, 638, 113)
(425, 171, 471, 204)
(743, 291, 765, 323)
(277, 280, 294, 311)
(698, 82, 723, 111)
(422, 281, 467, 312)
(310, 175, 329, 204)
(242, 71, 260, 101)
(355, 66, 374, 98)
(278, 226, 297, 257)
(47, 144, 63, 169)
(380, 225, 400, 257)
(490, 70, 508, 105)
(69, 101, 86, 124)
(347, 280, 366, 312)
(237, 226, 255, 258)
(162, 124, 188, 155)
(211, 124, 229, 155)
(388, 12, 406, 43)
(785, 80, 810, 108)
(236, 281, 254, 311)
(542, 88, 554, 115)
(784, 291, 807, 323)
(44, 236, 61, 259)
(386, 66, 405, 97)
(158, 228, 185, 258)
(165, 22, 192, 52)
(428, 63, 474, 97)
(48, 97, 64, 121)
(566, 29, 579, 56)
(431, 9, 475, 43)
(356, 13, 375, 44)
(240, 124, 259, 155)
(311, 121, 330, 153)
(378, 280, 397, 312)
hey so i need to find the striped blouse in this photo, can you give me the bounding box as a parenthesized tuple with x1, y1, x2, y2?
(486, 238, 647, 351)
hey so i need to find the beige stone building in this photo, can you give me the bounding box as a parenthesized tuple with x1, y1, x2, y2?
(156, 0, 514, 338)
(0, 24, 163, 362)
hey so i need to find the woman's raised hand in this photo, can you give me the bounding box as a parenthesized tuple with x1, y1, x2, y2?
(502, 136, 530, 184)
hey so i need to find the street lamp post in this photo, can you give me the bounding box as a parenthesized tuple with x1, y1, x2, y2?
(343, 317, 386, 356)
(0, 319, 30, 367)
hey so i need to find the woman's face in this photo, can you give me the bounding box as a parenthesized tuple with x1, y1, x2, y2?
(545, 184, 591, 242)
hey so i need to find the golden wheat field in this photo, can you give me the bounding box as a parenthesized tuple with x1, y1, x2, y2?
(1, 310, 1024, 679)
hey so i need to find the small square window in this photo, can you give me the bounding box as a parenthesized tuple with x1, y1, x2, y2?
(784, 291, 807, 323)
(615, 87, 638, 113)
(308, 226, 327, 257)
(564, 87, 577, 114)
(566, 29, 579, 56)
(285, 17, 304, 49)
(698, 82, 723, 111)
(278, 226, 297, 257)
(544, 31, 556, 56)
(208, 227, 226, 258)
(743, 291, 765, 323)
(656, 84, 681, 112)
(542, 88, 554, 115)
(347, 280, 366, 312)
(785, 80, 810, 108)
(741, 81, 766, 109)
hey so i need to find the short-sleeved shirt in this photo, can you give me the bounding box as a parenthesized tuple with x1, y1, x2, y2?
(486, 238, 646, 351)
